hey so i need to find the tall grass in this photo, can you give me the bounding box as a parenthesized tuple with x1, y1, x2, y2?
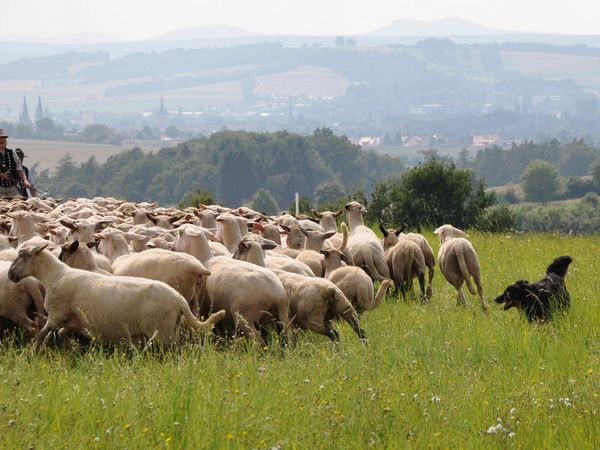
(0, 233, 598, 448)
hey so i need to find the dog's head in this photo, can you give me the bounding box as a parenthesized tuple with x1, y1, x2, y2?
(546, 255, 573, 279)
(494, 280, 530, 311)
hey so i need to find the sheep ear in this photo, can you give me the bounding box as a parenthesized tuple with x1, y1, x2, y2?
(31, 243, 50, 254)
(394, 229, 402, 237)
(323, 231, 336, 239)
(378, 223, 388, 237)
(145, 212, 158, 224)
(433, 225, 445, 235)
(8, 236, 18, 248)
(261, 240, 278, 250)
(298, 226, 310, 237)
(252, 222, 264, 231)
(67, 240, 79, 252)
(311, 209, 322, 219)
(320, 250, 330, 257)
(87, 241, 100, 250)
(334, 209, 344, 217)
(60, 219, 78, 231)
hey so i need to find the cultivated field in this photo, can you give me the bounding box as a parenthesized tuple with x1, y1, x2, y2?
(0, 231, 598, 448)
(501, 51, 600, 91)
(9, 138, 166, 172)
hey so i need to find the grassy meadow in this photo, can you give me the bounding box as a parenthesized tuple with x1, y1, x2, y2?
(0, 232, 599, 449)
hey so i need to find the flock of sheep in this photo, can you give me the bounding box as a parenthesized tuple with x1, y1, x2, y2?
(0, 196, 495, 351)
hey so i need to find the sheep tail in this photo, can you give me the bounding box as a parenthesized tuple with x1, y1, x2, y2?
(184, 306, 225, 333)
(456, 246, 477, 295)
(403, 244, 415, 286)
(338, 223, 349, 252)
(370, 279, 391, 311)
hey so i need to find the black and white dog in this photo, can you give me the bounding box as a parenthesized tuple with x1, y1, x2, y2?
(495, 256, 573, 322)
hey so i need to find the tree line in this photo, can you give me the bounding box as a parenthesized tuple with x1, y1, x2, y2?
(36, 128, 404, 209)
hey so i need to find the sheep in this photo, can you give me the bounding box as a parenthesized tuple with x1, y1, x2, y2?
(59, 217, 114, 244)
(205, 257, 292, 346)
(236, 235, 314, 277)
(321, 227, 391, 314)
(0, 262, 46, 335)
(379, 224, 426, 300)
(8, 210, 47, 244)
(232, 237, 366, 341)
(294, 227, 337, 277)
(58, 240, 111, 275)
(384, 223, 436, 298)
(434, 224, 487, 311)
(344, 201, 390, 281)
(174, 224, 292, 345)
(94, 228, 146, 262)
(8, 243, 225, 351)
(112, 248, 211, 316)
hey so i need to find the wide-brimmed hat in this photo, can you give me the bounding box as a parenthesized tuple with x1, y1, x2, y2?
(15, 148, 25, 159)
(0, 129, 8, 138)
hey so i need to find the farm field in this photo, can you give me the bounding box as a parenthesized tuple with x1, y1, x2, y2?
(0, 232, 598, 448)
(8, 138, 167, 172)
(501, 51, 600, 90)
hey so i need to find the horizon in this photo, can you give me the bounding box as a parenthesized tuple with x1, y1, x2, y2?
(5, 0, 600, 41)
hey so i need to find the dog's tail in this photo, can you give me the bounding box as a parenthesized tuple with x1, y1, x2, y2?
(546, 255, 573, 279)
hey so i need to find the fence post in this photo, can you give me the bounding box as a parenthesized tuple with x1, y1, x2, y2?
(295, 192, 299, 217)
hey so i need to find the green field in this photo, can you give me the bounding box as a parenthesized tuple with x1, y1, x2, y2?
(0, 232, 598, 448)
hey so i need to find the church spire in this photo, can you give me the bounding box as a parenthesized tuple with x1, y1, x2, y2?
(35, 95, 44, 122)
(19, 96, 31, 125)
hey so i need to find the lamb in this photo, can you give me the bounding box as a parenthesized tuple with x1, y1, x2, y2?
(8, 243, 225, 351)
(0, 261, 46, 335)
(112, 248, 211, 316)
(344, 201, 390, 281)
(434, 224, 487, 311)
(379, 224, 426, 300)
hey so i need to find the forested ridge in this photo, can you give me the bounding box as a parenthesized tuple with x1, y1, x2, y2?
(37, 128, 404, 208)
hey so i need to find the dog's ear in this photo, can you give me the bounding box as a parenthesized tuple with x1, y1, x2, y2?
(546, 255, 573, 279)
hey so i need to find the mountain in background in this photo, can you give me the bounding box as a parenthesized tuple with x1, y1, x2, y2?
(369, 17, 508, 36)
(151, 25, 259, 41)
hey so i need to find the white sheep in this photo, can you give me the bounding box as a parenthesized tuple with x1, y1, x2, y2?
(0, 262, 46, 335)
(321, 226, 391, 314)
(232, 237, 366, 341)
(112, 248, 211, 316)
(434, 224, 487, 311)
(344, 201, 390, 281)
(8, 243, 225, 350)
(380, 224, 426, 300)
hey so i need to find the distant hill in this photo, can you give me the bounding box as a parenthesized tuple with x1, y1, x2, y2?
(369, 17, 507, 36)
(152, 25, 259, 41)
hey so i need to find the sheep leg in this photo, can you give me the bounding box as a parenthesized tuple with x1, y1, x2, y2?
(6, 311, 37, 335)
(475, 280, 488, 312)
(417, 270, 426, 301)
(234, 314, 266, 346)
(456, 285, 467, 307)
(33, 323, 54, 353)
(340, 308, 366, 341)
(426, 266, 435, 298)
(308, 321, 339, 341)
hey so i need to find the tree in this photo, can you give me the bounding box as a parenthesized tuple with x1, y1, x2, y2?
(370, 158, 493, 229)
(249, 188, 280, 215)
(521, 160, 561, 202)
(590, 160, 600, 190)
(314, 181, 345, 207)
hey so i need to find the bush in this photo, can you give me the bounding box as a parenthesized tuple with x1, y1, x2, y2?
(477, 204, 515, 232)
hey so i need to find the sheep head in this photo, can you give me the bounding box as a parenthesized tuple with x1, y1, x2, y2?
(8, 242, 50, 282)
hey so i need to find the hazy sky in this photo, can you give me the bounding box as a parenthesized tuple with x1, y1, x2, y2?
(5, 0, 600, 39)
